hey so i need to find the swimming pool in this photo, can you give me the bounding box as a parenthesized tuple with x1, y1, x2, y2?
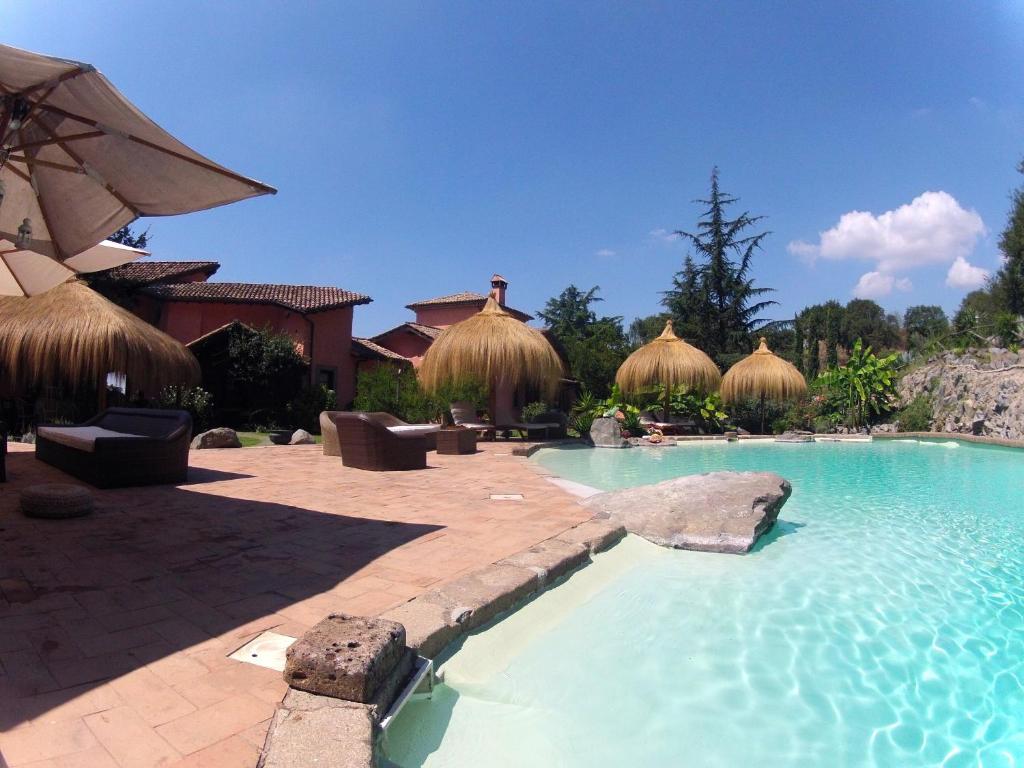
(385, 439, 1024, 767)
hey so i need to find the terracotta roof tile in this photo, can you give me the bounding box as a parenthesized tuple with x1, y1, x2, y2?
(145, 282, 372, 313)
(93, 260, 220, 285)
(351, 338, 412, 363)
(372, 322, 443, 343)
(405, 292, 533, 321)
(405, 291, 489, 308)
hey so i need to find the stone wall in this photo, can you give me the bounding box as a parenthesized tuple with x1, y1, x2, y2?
(897, 349, 1024, 439)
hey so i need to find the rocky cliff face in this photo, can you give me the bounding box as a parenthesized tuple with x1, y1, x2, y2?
(898, 349, 1024, 439)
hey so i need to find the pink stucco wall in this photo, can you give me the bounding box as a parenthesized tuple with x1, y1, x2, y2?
(373, 328, 432, 368)
(154, 302, 359, 406)
(413, 304, 479, 329)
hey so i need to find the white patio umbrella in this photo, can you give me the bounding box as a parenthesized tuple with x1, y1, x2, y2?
(0, 44, 275, 263)
(0, 238, 146, 296)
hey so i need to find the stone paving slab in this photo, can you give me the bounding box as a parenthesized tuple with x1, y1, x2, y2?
(0, 440, 590, 767)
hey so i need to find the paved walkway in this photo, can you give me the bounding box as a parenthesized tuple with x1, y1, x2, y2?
(0, 442, 589, 768)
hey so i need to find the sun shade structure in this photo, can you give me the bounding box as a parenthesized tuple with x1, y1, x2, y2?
(0, 238, 145, 296)
(615, 319, 721, 419)
(720, 337, 808, 433)
(418, 297, 563, 397)
(0, 280, 199, 395)
(0, 44, 275, 262)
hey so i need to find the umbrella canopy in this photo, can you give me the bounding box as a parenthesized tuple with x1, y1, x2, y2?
(0, 44, 275, 262)
(0, 238, 145, 296)
(720, 337, 807, 404)
(418, 297, 563, 396)
(0, 280, 199, 394)
(616, 320, 721, 404)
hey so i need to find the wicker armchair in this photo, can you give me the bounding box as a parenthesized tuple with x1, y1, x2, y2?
(332, 412, 428, 471)
(321, 411, 438, 456)
(36, 408, 192, 488)
(320, 410, 344, 456)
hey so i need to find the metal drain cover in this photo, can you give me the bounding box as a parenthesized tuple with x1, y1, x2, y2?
(229, 631, 296, 671)
(489, 493, 524, 501)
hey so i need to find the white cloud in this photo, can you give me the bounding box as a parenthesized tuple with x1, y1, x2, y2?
(787, 191, 985, 272)
(595, 248, 616, 258)
(852, 271, 912, 299)
(648, 228, 677, 244)
(945, 256, 989, 289)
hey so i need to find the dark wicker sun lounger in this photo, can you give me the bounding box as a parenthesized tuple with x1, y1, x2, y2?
(35, 408, 192, 488)
(332, 412, 429, 471)
(321, 411, 439, 456)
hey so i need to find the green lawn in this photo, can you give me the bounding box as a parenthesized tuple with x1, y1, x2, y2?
(235, 431, 323, 447)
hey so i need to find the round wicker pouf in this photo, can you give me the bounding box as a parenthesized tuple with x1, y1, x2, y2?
(21, 483, 94, 519)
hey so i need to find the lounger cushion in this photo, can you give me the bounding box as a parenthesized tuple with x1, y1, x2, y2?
(387, 425, 440, 438)
(37, 426, 146, 453)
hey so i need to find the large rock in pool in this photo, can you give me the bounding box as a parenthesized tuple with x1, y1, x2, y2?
(190, 427, 242, 449)
(583, 471, 791, 554)
(589, 416, 627, 448)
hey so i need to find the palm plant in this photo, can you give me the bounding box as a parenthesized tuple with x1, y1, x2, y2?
(818, 339, 900, 427)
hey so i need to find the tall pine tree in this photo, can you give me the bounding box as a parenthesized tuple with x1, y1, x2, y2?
(661, 168, 776, 362)
(994, 159, 1024, 315)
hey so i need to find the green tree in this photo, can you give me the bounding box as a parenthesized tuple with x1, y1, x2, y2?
(107, 224, 150, 250)
(953, 289, 998, 335)
(993, 159, 1024, 315)
(227, 325, 308, 425)
(842, 299, 900, 351)
(903, 305, 949, 351)
(795, 300, 846, 376)
(661, 168, 776, 362)
(627, 313, 670, 348)
(538, 285, 630, 397)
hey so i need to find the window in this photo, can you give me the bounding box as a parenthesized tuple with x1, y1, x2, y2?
(317, 367, 336, 390)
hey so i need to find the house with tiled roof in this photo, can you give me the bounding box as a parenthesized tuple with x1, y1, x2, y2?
(90, 260, 371, 406)
(369, 275, 532, 368)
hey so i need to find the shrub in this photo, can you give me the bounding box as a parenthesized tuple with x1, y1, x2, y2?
(288, 385, 337, 434)
(897, 394, 933, 432)
(568, 390, 599, 437)
(158, 385, 214, 431)
(354, 366, 486, 424)
(521, 401, 550, 423)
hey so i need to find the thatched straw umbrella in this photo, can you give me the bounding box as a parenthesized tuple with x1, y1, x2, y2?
(615, 319, 721, 420)
(720, 337, 807, 433)
(0, 280, 199, 404)
(418, 297, 563, 409)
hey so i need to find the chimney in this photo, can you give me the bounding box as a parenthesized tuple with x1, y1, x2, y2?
(489, 273, 508, 305)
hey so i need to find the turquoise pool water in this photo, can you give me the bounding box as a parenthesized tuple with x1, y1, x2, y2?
(385, 439, 1024, 767)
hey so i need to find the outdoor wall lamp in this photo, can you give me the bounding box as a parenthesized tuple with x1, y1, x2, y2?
(16, 217, 31, 247)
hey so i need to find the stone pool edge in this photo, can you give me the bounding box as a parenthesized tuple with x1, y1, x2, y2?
(259, 513, 626, 768)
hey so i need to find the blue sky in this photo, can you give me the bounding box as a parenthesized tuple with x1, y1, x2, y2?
(8, 1, 1024, 336)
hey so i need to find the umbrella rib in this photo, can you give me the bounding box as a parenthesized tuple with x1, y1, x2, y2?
(31, 114, 142, 218)
(22, 131, 67, 262)
(19, 65, 92, 98)
(37, 104, 276, 194)
(10, 131, 103, 152)
(0, 82, 59, 147)
(3, 161, 30, 183)
(7, 155, 84, 174)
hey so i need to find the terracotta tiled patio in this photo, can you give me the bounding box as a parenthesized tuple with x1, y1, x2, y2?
(0, 441, 589, 768)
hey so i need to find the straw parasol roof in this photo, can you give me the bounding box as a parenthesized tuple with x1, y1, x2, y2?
(720, 337, 807, 404)
(0, 280, 199, 393)
(418, 297, 563, 396)
(616, 320, 721, 397)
